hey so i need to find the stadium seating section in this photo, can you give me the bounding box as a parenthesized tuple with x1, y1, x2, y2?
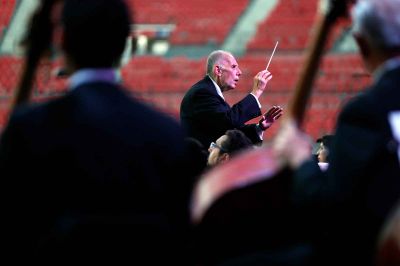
(248, 0, 319, 52)
(129, 0, 249, 45)
(0, 0, 371, 140)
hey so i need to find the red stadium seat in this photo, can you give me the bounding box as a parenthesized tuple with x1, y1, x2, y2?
(129, 0, 249, 45)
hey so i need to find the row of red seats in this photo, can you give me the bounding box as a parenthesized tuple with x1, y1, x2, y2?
(0, 56, 68, 98)
(130, 0, 248, 23)
(248, 0, 319, 51)
(0, 53, 370, 98)
(128, 0, 249, 45)
(0, 0, 16, 40)
(121, 54, 370, 93)
(0, 101, 11, 132)
(0, 55, 21, 95)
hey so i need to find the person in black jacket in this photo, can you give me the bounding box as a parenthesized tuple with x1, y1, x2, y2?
(0, 0, 194, 264)
(180, 50, 282, 148)
(274, 0, 400, 264)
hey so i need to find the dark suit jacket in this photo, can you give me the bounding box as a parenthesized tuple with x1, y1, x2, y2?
(0, 82, 193, 265)
(180, 75, 262, 147)
(293, 65, 400, 265)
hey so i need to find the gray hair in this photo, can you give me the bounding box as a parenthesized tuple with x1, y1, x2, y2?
(352, 0, 400, 52)
(206, 50, 232, 75)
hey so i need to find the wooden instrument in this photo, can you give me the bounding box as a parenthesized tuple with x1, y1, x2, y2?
(11, 0, 58, 111)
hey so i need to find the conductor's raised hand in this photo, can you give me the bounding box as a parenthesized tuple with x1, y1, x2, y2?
(251, 70, 273, 99)
(258, 105, 283, 131)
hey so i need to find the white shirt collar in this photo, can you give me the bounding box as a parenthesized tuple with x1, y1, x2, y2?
(68, 68, 119, 90)
(207, 74, 225, 100)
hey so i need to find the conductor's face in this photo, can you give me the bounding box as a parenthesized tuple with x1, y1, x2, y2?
(216, 54, 242, 92)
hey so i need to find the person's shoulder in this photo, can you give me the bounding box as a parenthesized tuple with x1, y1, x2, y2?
(380, 64, 400, 85)
(115, 92, 184, 137)
(340, 88, 375, 116)
(189, 76, 213, 91)
(1, 97, 67, 142)
(9, 96, 65, 124)
(182, 77, 215, 100)
(373, 68, 400, 108)
(337, 85, 393, 133)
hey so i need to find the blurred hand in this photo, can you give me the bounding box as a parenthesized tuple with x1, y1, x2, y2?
(273, 119, 313, 169)
(258, 105, 283, 130)
(251, 70, 272, 98)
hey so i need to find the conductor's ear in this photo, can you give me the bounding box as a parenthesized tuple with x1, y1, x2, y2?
(215, 65, 223, 76)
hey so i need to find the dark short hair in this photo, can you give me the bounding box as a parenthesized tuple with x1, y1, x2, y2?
(62, 0, 132, 68)
(220, 130, 253, 156)
(321, 135, 334, 149)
